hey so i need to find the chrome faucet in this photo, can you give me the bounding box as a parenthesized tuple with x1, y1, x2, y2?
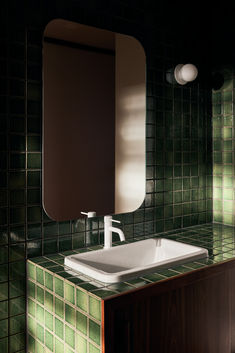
(104, 215, 125, 249)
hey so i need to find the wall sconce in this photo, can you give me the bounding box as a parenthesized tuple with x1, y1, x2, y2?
(166, 63, 198, 85)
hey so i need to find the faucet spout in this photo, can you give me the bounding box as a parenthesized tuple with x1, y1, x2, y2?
(109, 227, 125, 241)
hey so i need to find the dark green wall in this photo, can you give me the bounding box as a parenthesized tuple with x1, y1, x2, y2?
(0, 0, 212, 351)
(213, 67, 235, 226)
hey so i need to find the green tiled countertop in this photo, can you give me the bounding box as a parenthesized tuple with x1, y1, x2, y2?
(27, 223, 235, 352)
(28, 223, 235, 299)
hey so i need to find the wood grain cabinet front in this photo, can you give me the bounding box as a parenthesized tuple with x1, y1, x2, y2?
(103, 260, 235, 353)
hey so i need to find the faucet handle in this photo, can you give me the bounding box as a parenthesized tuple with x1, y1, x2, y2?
(111, 219, 121, 224)
(81, 211, 96, 218)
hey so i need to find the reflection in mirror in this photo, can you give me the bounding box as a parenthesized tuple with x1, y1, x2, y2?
(43, 19, 146, 221)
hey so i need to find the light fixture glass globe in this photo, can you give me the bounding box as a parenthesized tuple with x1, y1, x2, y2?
(174, 63, 198, 85)
(181, 64, 198, 82)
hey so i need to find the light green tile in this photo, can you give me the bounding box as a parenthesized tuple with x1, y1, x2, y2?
(76, 333, 87, 353)
(28, 262, 36, 280)
(55, 338, 64, 353)
(55, 277, 64, 298)
(45, 291, 53, 312)
(89, 296, 101, 321)
(89, 343, 100, 353)
(65, 283, 75, 304)
(224, 200, 233, 213)
(55, 297, 64, 319)
(76, 310, 87, 335)
(223, 127, 232, 139)
(36, 323, 44, 343)
(223, 189, 233, 200)
(45, 330, 54, 351)
(36, 304, 44, 324)
(28, 298, 35, 317)
(55, 318, 64, 340)
(76, 289, 87, 312)
(28, 280, 35, 299)
(35, 340, 44, 353)
(28, 316, 36, 336)
(224, 176, 233, 187)
(224, 213, 233, 225)
(89, 319, 100, 346)
(36, 267, 44, 285)
(45, 310, 53, 331)
(45, 272, 53, 292)
(65, 325, 75, 349)
(213, 188, 222, 199)
(36, 286, 44, 305)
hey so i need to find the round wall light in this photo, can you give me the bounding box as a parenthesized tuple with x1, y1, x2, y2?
(174, 63, 198, 85)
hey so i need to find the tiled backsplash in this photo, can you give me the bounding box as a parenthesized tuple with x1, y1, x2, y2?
(213, 67, 235, 226)
(0, 0, 212, 352)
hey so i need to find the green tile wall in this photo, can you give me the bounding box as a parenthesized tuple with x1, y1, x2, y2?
(27, 261, 102, 353)
(0, 0, 212, 351)
(213, 67, 235, 226)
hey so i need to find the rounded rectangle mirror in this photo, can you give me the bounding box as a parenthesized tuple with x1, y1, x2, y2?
(43, 19, 146, 221)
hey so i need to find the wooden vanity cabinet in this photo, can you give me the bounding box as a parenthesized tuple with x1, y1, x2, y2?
(103, 259, 235, 353)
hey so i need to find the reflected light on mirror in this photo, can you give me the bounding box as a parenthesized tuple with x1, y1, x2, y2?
(115, 84, 145, 213)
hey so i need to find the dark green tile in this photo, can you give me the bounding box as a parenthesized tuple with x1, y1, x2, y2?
(0, 319, 8, 338)
(10, 207, 25, 224)
(0, 264, 8, 283)
(0, 246, 8, 265)
(10, 190, 25, 206)
(0, 282, 8, 301)
(9, 332, 25, 352)
(27, 171, 40, 187)
(9, 314, 25, 335)
(27, 189, 40, 204)
(27, 153, 41, 169)
(9, 243, 25, 261)
(27, 206, 41, 223)
(0, 337, 8, 353)
(10, 296, 25, 316)
(27, 136, 41, 152)
(9, 279, 25, 298)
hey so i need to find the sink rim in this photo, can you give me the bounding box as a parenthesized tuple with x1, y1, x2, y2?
(64, 238, 209, 283)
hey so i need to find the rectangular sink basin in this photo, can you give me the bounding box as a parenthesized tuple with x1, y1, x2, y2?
(64, 238, 208, 283)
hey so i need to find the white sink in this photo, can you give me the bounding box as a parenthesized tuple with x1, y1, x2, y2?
(64, 238, 208, 283)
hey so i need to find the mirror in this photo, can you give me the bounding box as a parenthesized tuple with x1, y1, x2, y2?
(43, 19, 146, 221)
